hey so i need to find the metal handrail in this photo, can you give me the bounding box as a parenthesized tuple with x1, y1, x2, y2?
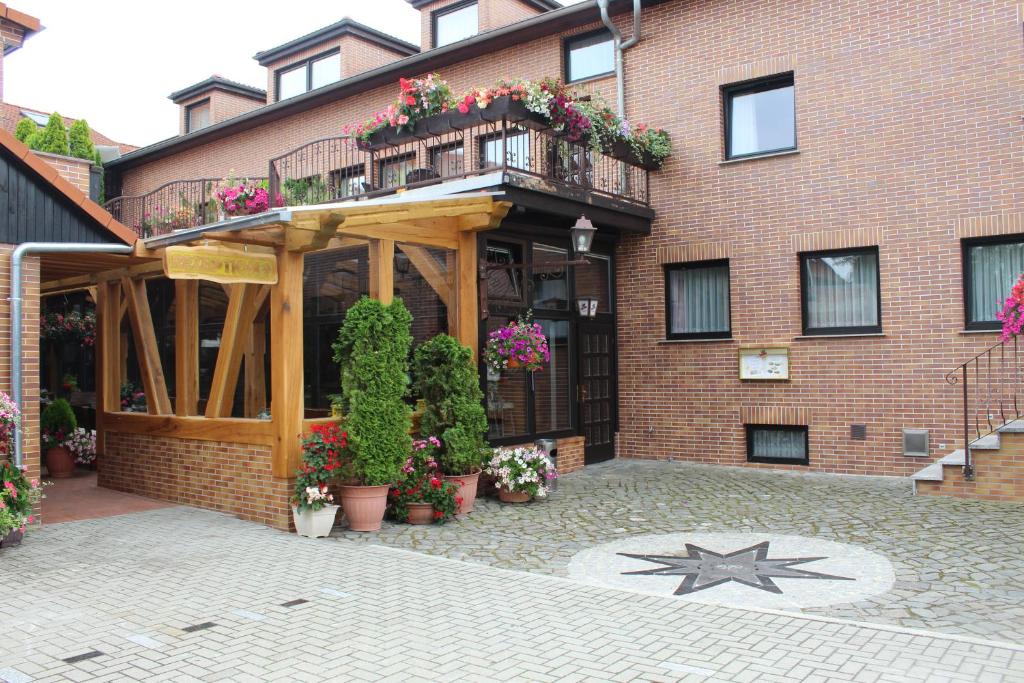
(945, 334, 1021, 480)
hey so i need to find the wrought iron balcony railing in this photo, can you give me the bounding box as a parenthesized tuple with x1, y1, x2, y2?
(108, 101, 652, 239)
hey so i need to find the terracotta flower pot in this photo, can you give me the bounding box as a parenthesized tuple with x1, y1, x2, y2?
(44, 446, 75, 479)
(292, 504, 339, 538)
(444, 470, 481, 515)
(498, 487, 531, 504)
(339, 484, 390, 532)
(406, 502, 434, 525)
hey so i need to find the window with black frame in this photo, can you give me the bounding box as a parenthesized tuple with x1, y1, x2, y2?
(276, 50, 341, 101)
(564, 30, 614, 83)
(484, 239, 574, 442)
(327, 165, 366, 200)
(800, 247, 880, 335)
(479, 129, 531, 171)
(963, 236, 1024, 330)
(746, 424, 808, 465)
(185, 100, 211, 133)
(723, 73, 796, 159)
(430, 142, 465, 177)
(433, 0, 478, 48)
(665, 260, 731, 339)
(379, 153, 416, 190)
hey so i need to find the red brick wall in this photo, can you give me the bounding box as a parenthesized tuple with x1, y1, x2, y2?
(34, 151, 93, 195)
(117, 1, 1024, 479)
(0, 246, 41, 496)
(99, 432, 292, 529)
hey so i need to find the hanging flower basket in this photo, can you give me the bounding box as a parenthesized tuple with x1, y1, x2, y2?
(484, 313, 550, 373)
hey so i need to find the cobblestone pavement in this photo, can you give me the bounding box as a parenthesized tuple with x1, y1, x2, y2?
(334, 460, 1024, 643)
(2, 506, 1023, 682)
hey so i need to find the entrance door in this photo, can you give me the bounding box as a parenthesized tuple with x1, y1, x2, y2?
(578, 321, 616, 464)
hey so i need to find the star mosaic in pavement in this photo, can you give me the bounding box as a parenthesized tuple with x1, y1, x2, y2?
(617, 541, 854, 595)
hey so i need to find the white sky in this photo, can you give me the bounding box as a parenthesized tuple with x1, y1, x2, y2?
(6, 1, 430, 148)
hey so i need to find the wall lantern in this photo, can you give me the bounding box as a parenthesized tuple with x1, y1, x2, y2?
(571, 215, 597, 256)
(394, 251, 411, 275)
(576, 296, 599, 318)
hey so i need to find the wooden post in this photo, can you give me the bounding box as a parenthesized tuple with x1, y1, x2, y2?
(205, 283, 261, 418)
(95, 279, 122, 453)
(244, 316, 267, 418)
(368, 238, 395, 305)
(174, 280, 199, 416)
(456, 232, 479, 359)
(270, 249, 304, 478)
(121, 277, 173, 415)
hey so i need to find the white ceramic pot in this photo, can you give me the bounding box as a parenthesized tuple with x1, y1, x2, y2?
(292, 504, 339, 538)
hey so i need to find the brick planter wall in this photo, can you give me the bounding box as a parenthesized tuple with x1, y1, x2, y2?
(99, 432, 292, 530)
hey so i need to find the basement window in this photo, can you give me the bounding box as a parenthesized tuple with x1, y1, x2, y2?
(746, 424, 809, 465)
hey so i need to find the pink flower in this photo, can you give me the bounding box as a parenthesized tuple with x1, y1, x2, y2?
(397, 114, 410, 126)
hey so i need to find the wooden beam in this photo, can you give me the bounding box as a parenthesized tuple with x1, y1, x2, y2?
(101, 412, 275, 445)
(446, 251, 457, 334)
(121, 277, 173, 415)
(368, 238, 395, 305)
(270, 249, 305, 477)
(456, 232, 480, 359)
(399, 245, 450, 307)
(337, 222, 459, 249)
(244, 317, 267, 418)
(205, 283, 261, 418)
(174, 279, 199, 416)
(201, 232, 282, 248)
(285, 212, 344, 252)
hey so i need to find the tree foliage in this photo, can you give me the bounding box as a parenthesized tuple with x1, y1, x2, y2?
(68, 119, 96, 161)
(412, 334, 488, 475)
(34, 113, 69, 156)
(14, 117, 36, 143)
(332, 296, 413, 486)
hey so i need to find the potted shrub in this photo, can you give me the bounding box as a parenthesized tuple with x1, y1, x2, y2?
(0, 461, 45, 548)
(41, 398, 76, 478)
(485, 446, 558, 503)
(331, 297, 413, 532)
(66, 428, 97, 468)
(388, 438, 459, 525)
(290, 423, 346, 538)
(412, 334, 489, 514)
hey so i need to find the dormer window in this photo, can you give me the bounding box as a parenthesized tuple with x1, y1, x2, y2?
(275, 49, 341, 101)
(433, 1, 478, 48)
(186, 100, 211, 133)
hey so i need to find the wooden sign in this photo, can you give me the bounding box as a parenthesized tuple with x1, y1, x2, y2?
(163, 245, 278, 285)
(739, 347, 790, 381)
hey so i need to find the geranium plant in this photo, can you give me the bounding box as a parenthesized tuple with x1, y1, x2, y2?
(292, 423, 348, 511)
(216, 179, 271, 217)
(0, 392, 20, 458)
(484, 312, 550, 373)
(388, 437, 459, 523)
(0, 461, 45, 537)
(40, 398, 76, 450)
(66, 427, 97, 465)
(485, 446, 558, 499)
(41, 309, 96, 346)
(997, 274, 1024, 341)
(346, 73, 454, 143)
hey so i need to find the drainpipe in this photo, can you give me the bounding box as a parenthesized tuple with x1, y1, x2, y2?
(597, 0, 643, 118)
(9, 242, 133, 468)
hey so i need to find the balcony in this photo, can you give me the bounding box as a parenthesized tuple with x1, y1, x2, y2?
(107, 96, 655, 239)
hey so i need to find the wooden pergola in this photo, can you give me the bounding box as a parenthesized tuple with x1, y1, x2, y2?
(50, 193, 511, 480)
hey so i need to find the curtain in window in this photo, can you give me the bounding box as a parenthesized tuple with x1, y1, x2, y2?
(752, 428, 805, 461)
(730, 94, 759, 156)
(669, 264, 729, 334)
(968, 242, 1024, 323)
(804, 252, 878, 329)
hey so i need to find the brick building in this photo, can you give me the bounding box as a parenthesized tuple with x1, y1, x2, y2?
(80, 0, 1024, 522)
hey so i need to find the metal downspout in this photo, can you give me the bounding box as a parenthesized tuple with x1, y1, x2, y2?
(597, 0, 643, 118)
(9, 242, 133, 468)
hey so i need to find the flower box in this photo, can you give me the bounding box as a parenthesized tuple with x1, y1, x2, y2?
(357, 97, 547, 152)
(607, 139, 664, 171)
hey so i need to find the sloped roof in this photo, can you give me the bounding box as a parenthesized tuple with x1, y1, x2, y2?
(0, 128, 137, 244)
(169, 75, 267, 104)
(0, 102, 137, 155)
(253, 17, 419, 66)
(0, 3, 41, 54)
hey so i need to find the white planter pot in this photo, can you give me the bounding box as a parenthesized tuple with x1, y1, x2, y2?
(292, 504, 339, 538)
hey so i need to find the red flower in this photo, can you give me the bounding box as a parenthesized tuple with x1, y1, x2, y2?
(429, 478, 441, 490)
(406, 95, 416, 106)
(433, 510, 444, 519)
(455, 496, 464, 506)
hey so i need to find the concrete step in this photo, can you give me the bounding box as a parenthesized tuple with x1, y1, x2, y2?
(997, 418, 1024, 433)
(910, 462, 944, 482)
(938, 450, 965, 466)
(971, 433, 1000, 450)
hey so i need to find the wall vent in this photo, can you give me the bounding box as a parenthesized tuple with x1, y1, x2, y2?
(903, 429, 929, 457)
(850, 424, 867, 441)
